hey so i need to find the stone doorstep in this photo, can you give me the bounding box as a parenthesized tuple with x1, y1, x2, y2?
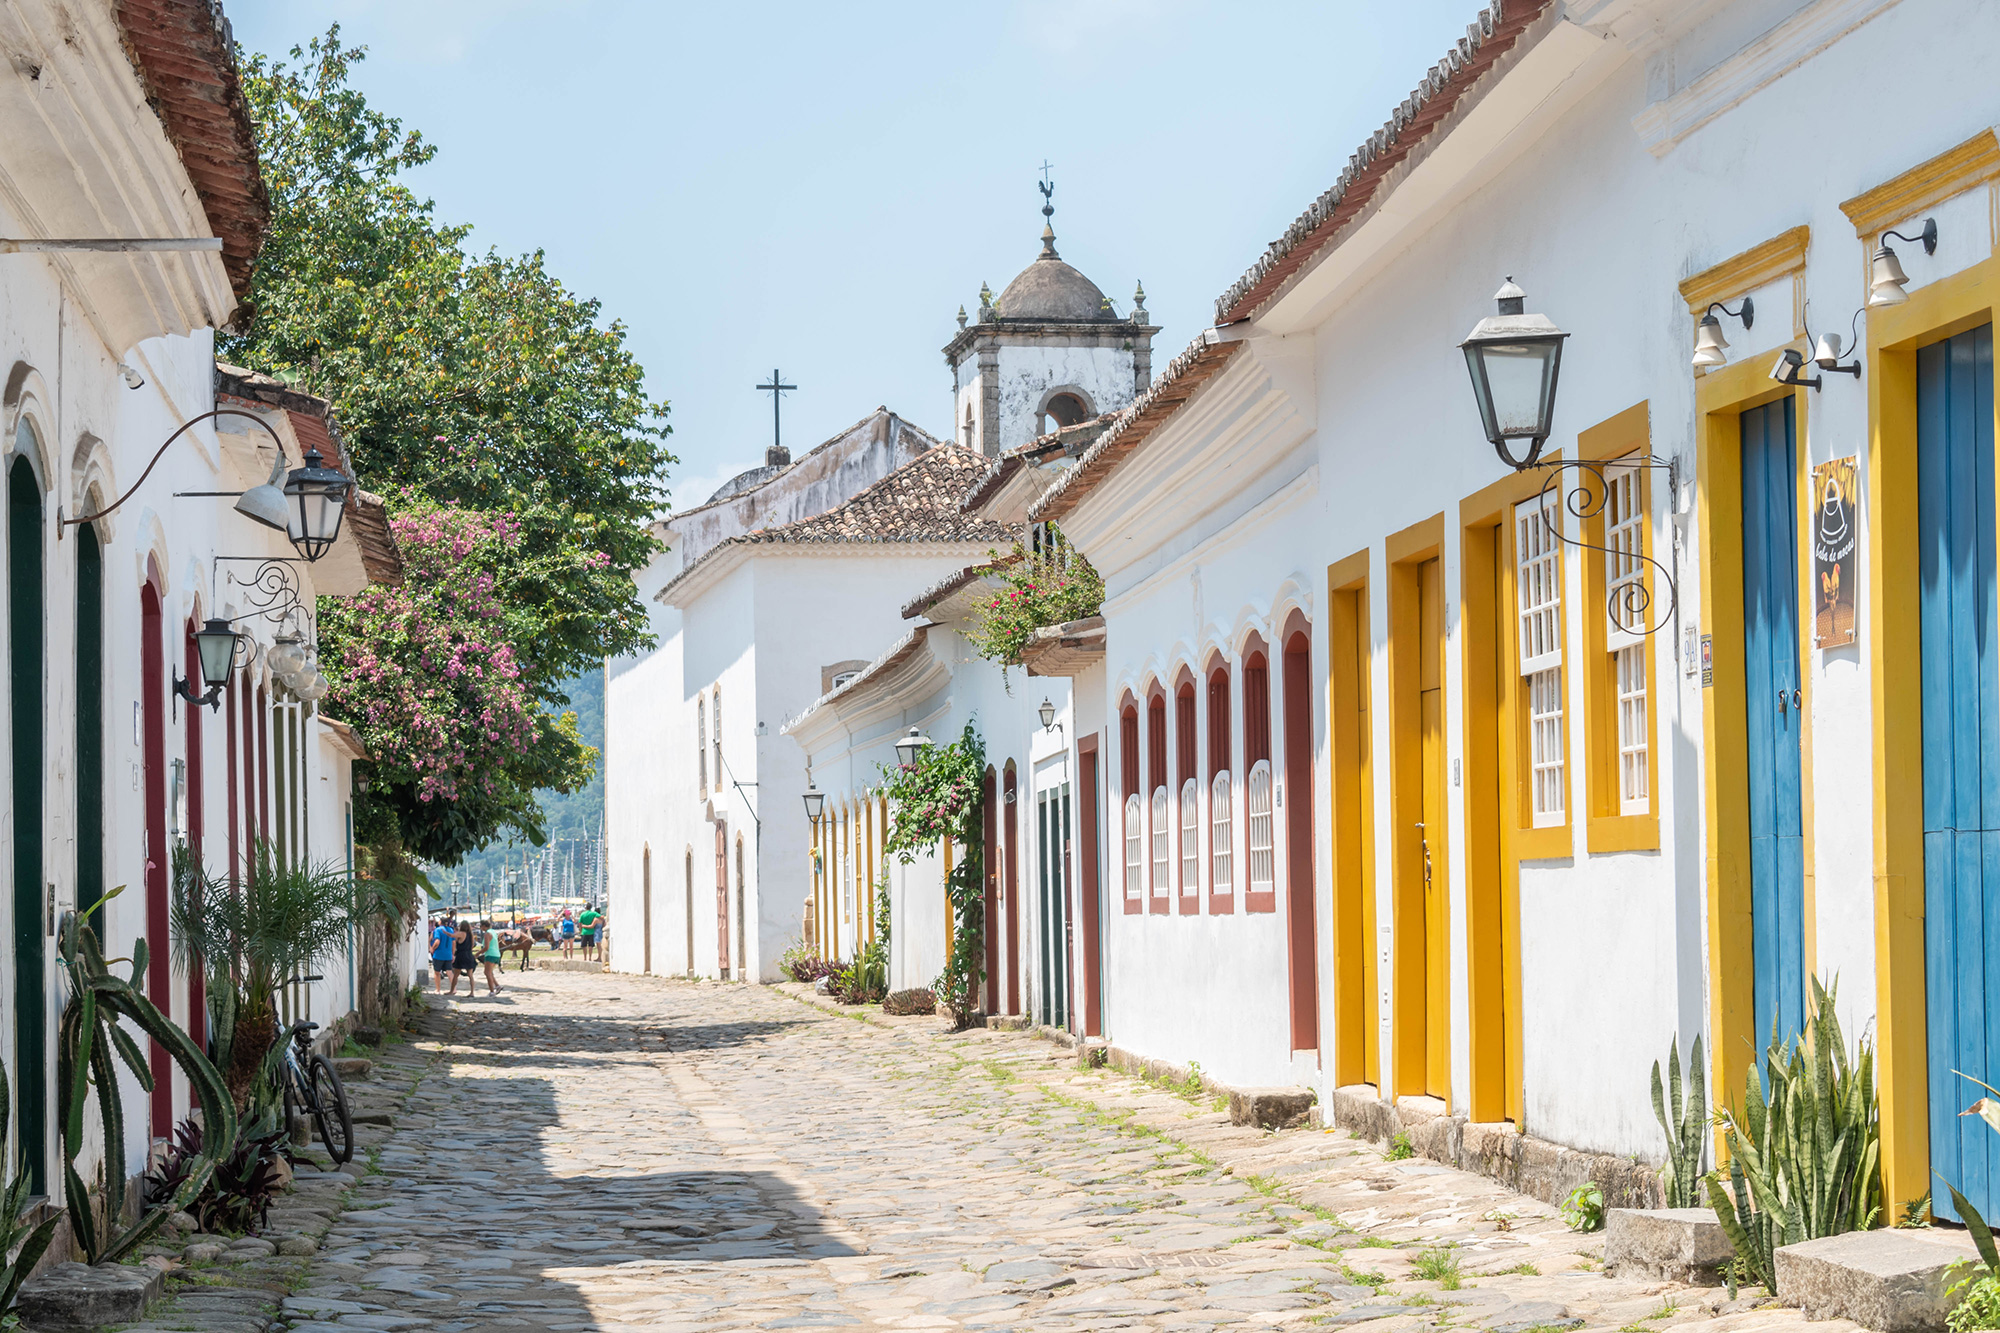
(1604, 1208, 1733, 1285)
(1330, 1083, 1663, 1214)
(1774, 1227, 1982, 1333)
(16, 1259, 165, 1331)
(1230, 1087, 1317, 1131)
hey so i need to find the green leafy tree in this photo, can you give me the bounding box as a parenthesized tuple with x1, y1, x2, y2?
(224, 28, 673, 862)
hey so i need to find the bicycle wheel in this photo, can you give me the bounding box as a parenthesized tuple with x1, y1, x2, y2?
(306, 1055, 355, 1164)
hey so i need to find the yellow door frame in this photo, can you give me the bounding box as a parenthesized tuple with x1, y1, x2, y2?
(1458, 463, 1565, 1125)
(1328, 549, 1379, 1089)
(1845, 127, 2000, 1216)
(1386, 514, 1445, 1101)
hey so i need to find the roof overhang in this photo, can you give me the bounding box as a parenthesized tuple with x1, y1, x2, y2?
(317, 715, 369, 763)
(1020, 615, 1106, 678)
(900, 555, 1017, 625)
(782, 624, 953, 757)
(659, 538, 1001, 609)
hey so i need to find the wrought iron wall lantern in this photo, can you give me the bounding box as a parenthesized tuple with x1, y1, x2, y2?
(1460, 278, 1569, 469)
(1869, 217, 1938, 308)
(1690, 298, 1753, 370)
(894, 726, 932, 768)
(172, 617, 251, 712)
(1461, 278, 1679, 638)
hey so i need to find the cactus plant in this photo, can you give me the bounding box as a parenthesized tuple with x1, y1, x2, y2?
(1704, 977, 1880, 1294)
(1651, 1033, 1707, 1207)
(56, 890, 236, 1265)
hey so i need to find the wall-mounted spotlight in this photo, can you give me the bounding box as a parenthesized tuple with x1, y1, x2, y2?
(1869, 217, 1938, 308)
(1770, 348, 1823, 391)
(117, 362, 146, 390)
(1812, 332, 1862, 379)
(1691, 298, 1754, 370)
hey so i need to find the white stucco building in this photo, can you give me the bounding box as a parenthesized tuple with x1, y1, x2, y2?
(0, 0, 400, 1249)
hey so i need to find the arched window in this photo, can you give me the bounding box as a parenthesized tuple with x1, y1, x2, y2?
(1247, 760, 1275, 901)
(1211, 770, 1233, 892)
(963, 401, 975, 449)
(1180, 777, 1199, 890)
(697, 697, 707, 794)
(1120, 701, 1141, 910)
(712, 687, 723, 793)
(1147, 689, 1167, 906)
(1042, 391, 1092, 433)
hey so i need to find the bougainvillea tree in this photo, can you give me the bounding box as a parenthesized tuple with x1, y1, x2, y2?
(318, 503, 593, 864)
(880, 721, 986, 1026)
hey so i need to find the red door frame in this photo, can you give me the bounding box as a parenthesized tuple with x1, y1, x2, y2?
(1076, 734, 1102, 1038)
(981, 767, 998, 1013)
(1003, 763, 1021, 1016)
(1282, 622, 1321, 1055)
(140, 583, 171, 1135)
(714, 820, 729, 977)
(182, 619, 205, 1052)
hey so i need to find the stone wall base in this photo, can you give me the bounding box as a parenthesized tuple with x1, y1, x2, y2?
(1329, 1085, 1663, 1213)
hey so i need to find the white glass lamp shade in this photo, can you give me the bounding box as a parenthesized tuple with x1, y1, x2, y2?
(1038, 698, 1056, 729)
(1692, 314, 1730, 369)
(194, 618, 241, 688)
(1460, 280, 1568, 469)
(1869, 245, 1911, 308)
(284, 448, 351, 561)
(267, 635, 307, 680)
(234, 449, 291, 532)
(293, 670, 329, 702)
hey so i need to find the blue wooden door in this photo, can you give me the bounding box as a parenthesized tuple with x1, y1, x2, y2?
(1742, 399, 1806, 1054)
(1920, 322, 1998, 1223)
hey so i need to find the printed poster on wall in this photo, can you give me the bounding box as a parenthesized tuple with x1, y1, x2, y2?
(1812, 456, 1858, 648)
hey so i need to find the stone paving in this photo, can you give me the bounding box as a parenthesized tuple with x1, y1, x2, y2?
(127, 970, 1865, 1332)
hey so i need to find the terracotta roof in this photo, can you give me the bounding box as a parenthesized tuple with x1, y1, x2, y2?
(660, 446, 1017, 603)
(1028, 338, 1245, 525)
(959, 414, 1114, 517)
(346, 490, 404, 587)
(1213, 0, 1552, 325)
(112, 0, 269, 302)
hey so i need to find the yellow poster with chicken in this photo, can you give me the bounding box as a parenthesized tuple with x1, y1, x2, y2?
(1812, 456, 1858, 647)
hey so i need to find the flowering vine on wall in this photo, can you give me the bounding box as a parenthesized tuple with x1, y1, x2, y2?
(880, 720, 986, 1026)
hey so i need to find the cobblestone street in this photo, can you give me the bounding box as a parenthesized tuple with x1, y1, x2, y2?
(213, 971, 1854, 1333)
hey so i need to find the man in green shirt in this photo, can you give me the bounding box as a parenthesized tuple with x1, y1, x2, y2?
(578, 906, 604, 961)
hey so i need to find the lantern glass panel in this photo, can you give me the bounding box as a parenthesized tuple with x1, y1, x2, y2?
(1476, 340, 1559, 437)
(195, 622, 238, 687)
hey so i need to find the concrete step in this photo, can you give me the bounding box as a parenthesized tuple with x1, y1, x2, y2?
(1228, 1087, 1316, 1130)
(1774, 1227, 1982, 1331)
(17, 1260, 163, 1331)
(1605, 1207, 1732, 1284)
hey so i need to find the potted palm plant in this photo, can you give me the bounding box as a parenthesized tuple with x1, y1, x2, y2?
(169, 841, 364, 1110)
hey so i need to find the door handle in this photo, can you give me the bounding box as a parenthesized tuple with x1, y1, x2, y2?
(1792, 689, 1802, 711)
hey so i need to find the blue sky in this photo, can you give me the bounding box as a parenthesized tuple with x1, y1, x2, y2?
(225, 1, 1481, 510)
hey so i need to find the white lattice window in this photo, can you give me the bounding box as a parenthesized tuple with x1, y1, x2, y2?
(1517, 497, 1565, 826)
(1247, 760, 1274, 897)
(1151, 788, 1170, 899)
(712, 688, 723, 792)
(1124, 795, 1142, 901)
(1210, 771, 1233, 893)
(842, 845, 854, 922)
(1180, 778, 1200, 893)
(1618, 644, 1648, 814)
(697, 698, 707, 794)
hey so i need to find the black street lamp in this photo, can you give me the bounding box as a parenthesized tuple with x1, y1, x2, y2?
(802, 782, 824, 823)
(173, 617, 248, 711)
(1460, 278, 1569, 470)
(283, 448, 352, 562)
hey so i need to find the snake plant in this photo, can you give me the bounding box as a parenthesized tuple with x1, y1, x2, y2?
(56, 889, 236, 1265)
(1652, 1033, 1707, 1208)
(1705, 977, 1881, 1293)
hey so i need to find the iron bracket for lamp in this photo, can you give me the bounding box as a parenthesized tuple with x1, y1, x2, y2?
(172, 674, 225, 712)
(59, 408, 284, 538)
(1527, 454, 1681, 637)
(1884, 218, 1939, 256)
(215, 556, 311, 629)
(1771, 348, 1823, 392)
(1707, 297, 1754, 328)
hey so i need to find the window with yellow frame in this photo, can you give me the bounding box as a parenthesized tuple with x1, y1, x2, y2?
(1578, 403, 1661, 851)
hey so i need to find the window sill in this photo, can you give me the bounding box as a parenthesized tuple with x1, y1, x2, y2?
(1512, 823, 1572, 862)
(1587, 812, 1659, 854)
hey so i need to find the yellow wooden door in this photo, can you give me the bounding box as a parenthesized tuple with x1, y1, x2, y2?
(1420, 558, 1451, 1098)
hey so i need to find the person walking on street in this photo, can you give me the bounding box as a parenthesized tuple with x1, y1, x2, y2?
(429, 916, 456, 994)
(578, 905, 603, 962)
(453, 916, 476, 996)
(558, 910, 577, 960)
(480, 921, 504, 995)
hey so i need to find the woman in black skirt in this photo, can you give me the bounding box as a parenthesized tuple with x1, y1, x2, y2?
(452, 917, 477, 996)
